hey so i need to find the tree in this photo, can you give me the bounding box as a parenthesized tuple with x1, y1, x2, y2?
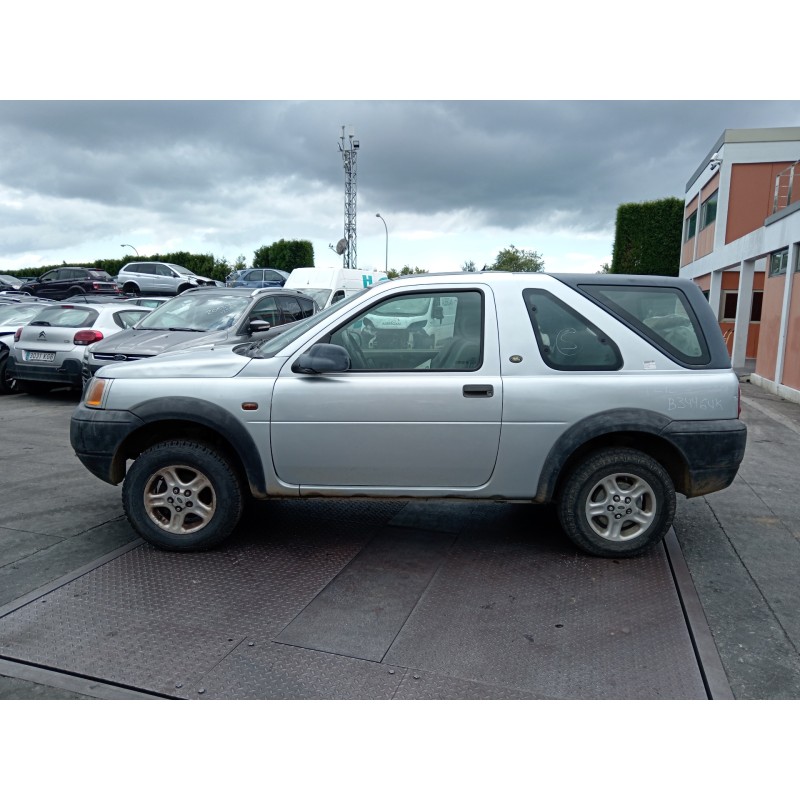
(610, 198, 683, 276)
(598, 262, 612, 274)
(462, 259, 477, 272)
(253, 245, 270, 270)
(490, 245, 544, 273)
(387, 266, 428, 279)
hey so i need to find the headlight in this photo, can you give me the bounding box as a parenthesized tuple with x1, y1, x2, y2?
(84, 377, 112, 408)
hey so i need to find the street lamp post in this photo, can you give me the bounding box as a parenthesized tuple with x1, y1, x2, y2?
(120, 244, 140, 258)
(375, 213, 388, 272)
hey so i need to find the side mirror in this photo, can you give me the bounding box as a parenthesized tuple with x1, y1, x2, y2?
(292, 343, 351, 374)
(249, 319, 271, 333)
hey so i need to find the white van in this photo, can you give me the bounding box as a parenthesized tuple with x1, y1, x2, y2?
(284, 267, 388, 310)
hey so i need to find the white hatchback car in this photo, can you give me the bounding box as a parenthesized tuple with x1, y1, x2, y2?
(9, 302, 152, 394)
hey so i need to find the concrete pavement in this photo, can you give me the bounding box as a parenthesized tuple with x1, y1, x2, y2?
(1, 381, 799, 699)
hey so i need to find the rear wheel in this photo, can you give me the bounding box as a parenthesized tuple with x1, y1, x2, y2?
(122, 440, 244, 551)
(122, 282, 140, 296)
(557, 448, 675, 558)
(68, 287, 85, 297)
(0, 354, 18, 394)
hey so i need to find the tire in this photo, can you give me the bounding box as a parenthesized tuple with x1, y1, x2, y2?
(177, 283, 192, 294)
(557, 448, 675, 558)
(122, 282, 140, 296)
(68, 287, 85, 297)
(16, 380, 53, 395)
(0, 354, 18, 394)
(122, 440, 243, 551)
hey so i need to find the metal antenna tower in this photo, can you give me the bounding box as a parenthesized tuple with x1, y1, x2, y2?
(338, 125, 360, 270)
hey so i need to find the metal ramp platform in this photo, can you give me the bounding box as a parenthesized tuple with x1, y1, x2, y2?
(0, 499, 728, 700)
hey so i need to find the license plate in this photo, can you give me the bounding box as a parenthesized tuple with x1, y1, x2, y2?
(26, 351, 55, 362)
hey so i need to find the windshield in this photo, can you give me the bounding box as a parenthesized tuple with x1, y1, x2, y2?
(88, 270, 113, 280)
(173, 266, 195, 275)
(370, 296, 432, 317)
(134, 293, 251, 332)
(255, 288, 372, 358)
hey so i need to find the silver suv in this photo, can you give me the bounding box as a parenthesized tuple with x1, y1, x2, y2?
(116, 262, 216, 295)
(71, 272, 747, 559)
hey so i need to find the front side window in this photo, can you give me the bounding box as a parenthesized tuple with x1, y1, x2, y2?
(276, 295, 303, 323)
(249, 296, 280, 327)
(243, 270, 263, 282)
(330, 290, 483, 371)
(582, 285, 708, 365)
(700, 191, 718, 230)
(524, 289, 621, 371)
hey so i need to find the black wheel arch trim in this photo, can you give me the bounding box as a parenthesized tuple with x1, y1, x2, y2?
(71, 398, 267, 496)
(127, 397, 267, 496)
(534, 408, 746, 502)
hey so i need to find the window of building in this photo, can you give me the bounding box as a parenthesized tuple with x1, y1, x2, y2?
(769, 248, 789, 277)
(684, 211, 697, 242)
(751, 291, 763, 322)
(700, 191, 718, 230)
(721, 290, 763, 322)
(722, 292, 738, 322)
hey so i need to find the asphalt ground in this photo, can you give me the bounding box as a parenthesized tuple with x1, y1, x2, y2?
(0, 379, 798, 700)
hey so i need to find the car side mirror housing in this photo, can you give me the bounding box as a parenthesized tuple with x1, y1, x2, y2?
(249, 319, 272, 333)
(292, 343, 351, 374)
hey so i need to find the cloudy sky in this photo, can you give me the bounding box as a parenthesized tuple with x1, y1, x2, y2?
(3, 6, 799, 277)
(4, 99, 800, 276)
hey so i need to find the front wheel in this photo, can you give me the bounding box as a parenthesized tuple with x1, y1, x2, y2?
(557, 448, 675, 558)
(122, 440, 244, 551)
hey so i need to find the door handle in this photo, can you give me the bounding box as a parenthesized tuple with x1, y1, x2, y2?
(463, 384, 494, 398)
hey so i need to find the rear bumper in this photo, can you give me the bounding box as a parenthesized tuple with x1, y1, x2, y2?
(8, 355, 83, 387)
(662, 419, 747, 497)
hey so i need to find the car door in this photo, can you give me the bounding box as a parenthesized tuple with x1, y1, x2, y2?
(32, 269, 61, 299)
(270, 287, 502, 490)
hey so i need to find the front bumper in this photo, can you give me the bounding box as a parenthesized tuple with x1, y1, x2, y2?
(70, 405, 144, 484)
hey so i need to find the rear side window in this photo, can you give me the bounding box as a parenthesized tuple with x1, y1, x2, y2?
(581, 285, 709, 365)
(523, 289, 622, 371)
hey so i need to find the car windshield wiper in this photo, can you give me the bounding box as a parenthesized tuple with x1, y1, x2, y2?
(167, 327, 206, 332)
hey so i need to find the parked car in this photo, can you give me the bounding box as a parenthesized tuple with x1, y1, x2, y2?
(8, 302, 152, 393)
(71, 271, 747, 558)
(225, 268, 290, 288)
(20, 267, 120, 300)
(0, 274, 24, 290)
(0, 291, 55, 305)
(116, 262, 216, 296)
(82, 286, 319, 381)
(0, 302, 54, 393)
(114, 296, 173, 309)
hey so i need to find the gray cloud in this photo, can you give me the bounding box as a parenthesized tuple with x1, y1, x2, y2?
(2, 100, 800, 262)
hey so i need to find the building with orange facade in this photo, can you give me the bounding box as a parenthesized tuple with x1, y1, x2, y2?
(679, 127, 800, 403)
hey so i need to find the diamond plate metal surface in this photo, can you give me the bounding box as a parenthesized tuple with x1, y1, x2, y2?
(0, 498, 709, 699)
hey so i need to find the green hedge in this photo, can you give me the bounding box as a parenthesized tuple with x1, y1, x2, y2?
(610, 197, 684, 277)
